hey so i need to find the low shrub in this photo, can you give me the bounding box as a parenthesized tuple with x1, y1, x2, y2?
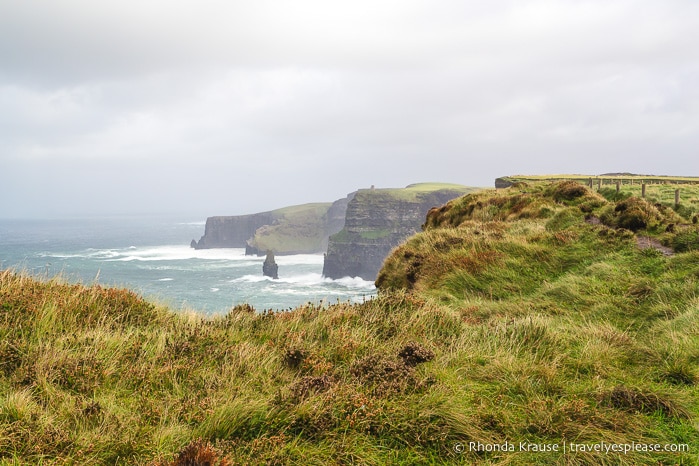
(162, 438, 230, 466)
(549, 180, 589, 201)
(397, 342, 435, 367)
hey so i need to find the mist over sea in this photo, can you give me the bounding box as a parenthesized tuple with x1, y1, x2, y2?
(0, 216, 376, 314)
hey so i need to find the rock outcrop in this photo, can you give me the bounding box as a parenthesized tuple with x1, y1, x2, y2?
(495, 177, 514, 189)
(322, 184, 474, 281)
(262, 251, 279, 279)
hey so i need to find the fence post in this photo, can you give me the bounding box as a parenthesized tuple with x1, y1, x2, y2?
(616, 181, 620, 193)
(675, 189, 680, 206)
(641, 183, 646, 198)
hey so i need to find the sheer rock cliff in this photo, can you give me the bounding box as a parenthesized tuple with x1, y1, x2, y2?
(322, 184, 474, 281)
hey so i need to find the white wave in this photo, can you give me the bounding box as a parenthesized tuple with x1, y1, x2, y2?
(210, 287, 220, 292)
(39, 252, 85, 259)
(232, 272, 376, 292)
(41, 249, 121, 259)
(275, 254, 325, 266)
(57, 246, 325, 267)
(275, 273, 375, 290)
(235, 273, 326, 287)
(327, 276, 376, 290)
(231, 275, 273, 283)
(264, 287, 370, 297)
(94, 250, 122, 259)
(263, 287, 316, 296)
(276, 273, 325, 286)
(103, 245, 250, 262)
(157, 278, 174, 281)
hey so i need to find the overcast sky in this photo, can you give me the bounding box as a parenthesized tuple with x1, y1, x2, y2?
(1, 0, 698, 218)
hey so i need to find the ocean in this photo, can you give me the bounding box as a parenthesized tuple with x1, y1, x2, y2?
(0, 216, 376, 315)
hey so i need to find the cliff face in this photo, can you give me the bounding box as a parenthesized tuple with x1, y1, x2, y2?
(322, 184, 475, 281)
(192, 196, 354, 254)
(325, 193, 354, 239)
(192, 184, 473, 272)
(191, 213, 276, 249)
(494, 177, 514, 189)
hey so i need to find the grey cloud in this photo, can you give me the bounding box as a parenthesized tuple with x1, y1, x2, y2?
(1, 0, 698, 217)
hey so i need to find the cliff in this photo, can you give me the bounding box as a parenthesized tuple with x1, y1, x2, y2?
(322, 183, 476, 281)
(244, 200, 349, 255)
(192, 197, 353, 255)
(191, 212, 276, 249)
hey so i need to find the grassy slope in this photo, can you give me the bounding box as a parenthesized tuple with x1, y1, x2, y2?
(269, 202, 334, 218)
(249, 203, 332, 254)
(2, 180, 699, 464)
(355, 183, 476, 203)
(376, 181, 699, 463)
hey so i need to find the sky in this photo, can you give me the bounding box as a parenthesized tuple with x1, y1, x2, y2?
(1, 0, 698, 218)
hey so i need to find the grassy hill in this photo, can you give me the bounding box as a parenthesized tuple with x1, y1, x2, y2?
(499, 174, 699, 217)
(247, 203, 333, 254)
(375, 182, 477, 201)
(2, 180, 699, 464)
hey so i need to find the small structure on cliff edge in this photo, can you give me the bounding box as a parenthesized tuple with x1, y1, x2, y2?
(263, 250, 279, 279)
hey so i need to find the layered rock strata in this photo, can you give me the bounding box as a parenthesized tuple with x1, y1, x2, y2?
(322, 185, 473, 281)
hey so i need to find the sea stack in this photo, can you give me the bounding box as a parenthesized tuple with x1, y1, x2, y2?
(263, 250, 279, 279)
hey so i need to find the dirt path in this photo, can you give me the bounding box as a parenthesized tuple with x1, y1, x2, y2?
(636, 236, 674, 256)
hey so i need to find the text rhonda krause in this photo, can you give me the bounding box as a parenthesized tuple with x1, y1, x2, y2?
(466, 441, 689, 454)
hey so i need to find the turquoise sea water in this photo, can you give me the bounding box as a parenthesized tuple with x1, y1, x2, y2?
(0, 216, 376, 315)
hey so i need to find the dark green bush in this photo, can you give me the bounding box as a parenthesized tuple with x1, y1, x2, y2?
(600, 197, 663, 232)
(549, 180, 589, 202)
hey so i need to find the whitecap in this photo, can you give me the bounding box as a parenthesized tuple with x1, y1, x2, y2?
(275, 254, 325, 266)
(40, 252, 84, 259)
(104, 245, 250, 262)
(89, 249, 122, 259)
(327, 276, 377, 290)
(231, 275, 273, 283)
(275, 273, 325, 286)
(263, 287, 313, 296)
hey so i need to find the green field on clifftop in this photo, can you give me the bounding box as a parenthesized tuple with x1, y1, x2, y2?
(248, 203, 333, 254)
(2, 180, 699, 465)
(360, 182, 476, 202)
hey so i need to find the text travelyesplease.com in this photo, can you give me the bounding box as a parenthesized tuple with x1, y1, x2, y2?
(454, 441, 689, 455)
